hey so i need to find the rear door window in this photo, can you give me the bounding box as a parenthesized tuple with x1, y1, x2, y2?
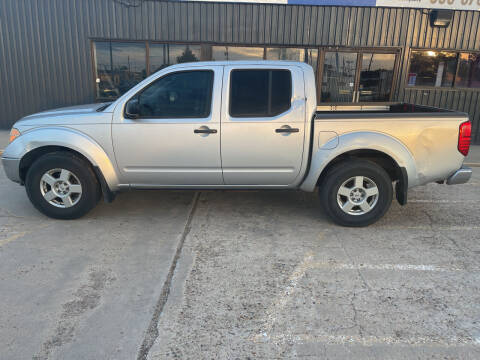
(229, 69, 292, 118)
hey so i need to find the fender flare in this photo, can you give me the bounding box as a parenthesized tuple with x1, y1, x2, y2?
(299, 131, 418, 192)
(4, 127, 120, 191)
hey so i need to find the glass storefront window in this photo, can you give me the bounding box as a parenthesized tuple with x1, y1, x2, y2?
(149, 44, 202, 73)
(266, 47, 318, 74)
(211, 46, 264, 60)
(321, 52, 358, 103)
(455, 53, 480, 89)
(94, 41, 146, 100)
(266, 47, 304, 61)
(359, 53, 396, 102)
(306, 49, 319, 75)
(407, 50, 457, 87)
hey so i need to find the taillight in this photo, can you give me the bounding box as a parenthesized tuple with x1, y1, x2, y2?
(458, 121, 471, 156)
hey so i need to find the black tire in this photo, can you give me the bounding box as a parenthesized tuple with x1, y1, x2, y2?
(25, 151, 101, 219)
(319, 159, 393, 227)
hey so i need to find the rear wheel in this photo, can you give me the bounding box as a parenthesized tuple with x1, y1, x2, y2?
(319, 160, 393, 227)
(25, 152, 101, 219)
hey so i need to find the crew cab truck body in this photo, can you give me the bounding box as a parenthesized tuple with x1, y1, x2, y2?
(1, 61, 472, 226)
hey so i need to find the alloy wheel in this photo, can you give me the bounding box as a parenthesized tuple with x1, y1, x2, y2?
(39, 168, 82, 208)
(336, 176, 379, 216)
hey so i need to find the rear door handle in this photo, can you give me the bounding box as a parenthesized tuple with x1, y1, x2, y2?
(275, 127, 299, 133)
(194, 127, 217, 134)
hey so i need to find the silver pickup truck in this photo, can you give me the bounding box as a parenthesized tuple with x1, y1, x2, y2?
(1, 61, 473, 226)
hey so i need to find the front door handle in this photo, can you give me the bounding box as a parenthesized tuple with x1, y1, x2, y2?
(194, 126, 217, 134)
(275, 126, 299, 134)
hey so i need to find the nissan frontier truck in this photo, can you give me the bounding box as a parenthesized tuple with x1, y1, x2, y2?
(2, 61, 472, 226)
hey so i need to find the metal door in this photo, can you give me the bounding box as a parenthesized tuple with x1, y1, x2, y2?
(220, 65, 306, 186)
(112, 66, 224, 186)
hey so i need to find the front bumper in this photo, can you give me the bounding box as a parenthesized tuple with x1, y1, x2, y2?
(1, 156, 21, 183)
(446, 166, 472, 185)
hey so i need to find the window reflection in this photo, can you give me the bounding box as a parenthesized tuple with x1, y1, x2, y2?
(133, 71, 214, 118)
(306, 49, 319, 75)
(321, 52, 357, 102)
(149, 44, 202, 73)
(94, 41, 146, 99)
(266, 47, 304, 61)
(211, 46, 264, 60)
(455, 53, 480, 89)
(359, 53, 395, 102)
(266, 47, 318, 74)
(408, 51, 457, 87)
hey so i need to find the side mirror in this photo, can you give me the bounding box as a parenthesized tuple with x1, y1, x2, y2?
(125, 99, 140, 119)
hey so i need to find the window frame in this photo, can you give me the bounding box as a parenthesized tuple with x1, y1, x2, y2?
(405, 48, 480, 91)
(92, 39, 148, 101)
(228, 68, 293, 119)
(316, 47, 401, 104)
(123, 69, 215, 120)
(91, 38, 320, 102)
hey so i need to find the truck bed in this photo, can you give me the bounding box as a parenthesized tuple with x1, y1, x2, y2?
(312, 102, 469, 188)
(316, 103, 459, 115)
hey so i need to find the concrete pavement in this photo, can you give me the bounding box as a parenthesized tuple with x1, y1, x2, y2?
(146, 171, 480, 359)
(0, 166, 197, 359)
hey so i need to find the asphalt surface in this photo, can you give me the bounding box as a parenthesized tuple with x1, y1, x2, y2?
(0, 163, 479, 359)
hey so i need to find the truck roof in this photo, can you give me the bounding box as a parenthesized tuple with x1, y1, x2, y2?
(165, 60, 313, 70)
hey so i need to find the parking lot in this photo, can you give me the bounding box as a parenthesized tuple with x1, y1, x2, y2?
(0, 162, 479, 359)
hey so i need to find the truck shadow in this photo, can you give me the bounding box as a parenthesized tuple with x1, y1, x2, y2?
(90, 188, 476, 231)
(1, 176, 476, 230)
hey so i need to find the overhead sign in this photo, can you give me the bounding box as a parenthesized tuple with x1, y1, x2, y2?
(376, 0, 480, 10)
(196, 0, 480, 11)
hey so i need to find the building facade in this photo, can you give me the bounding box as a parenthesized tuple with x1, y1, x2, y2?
(0, 0, 479, 142)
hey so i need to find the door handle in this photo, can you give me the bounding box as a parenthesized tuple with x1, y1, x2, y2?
(194, 127, 217, 134)
(275, 127, 299, 133)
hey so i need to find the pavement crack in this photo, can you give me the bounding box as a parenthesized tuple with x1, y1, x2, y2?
(339, 239, 371, 291)
(136, 191, 201, 360)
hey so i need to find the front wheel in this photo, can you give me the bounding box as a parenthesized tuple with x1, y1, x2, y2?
(25, 152, 101, 219)
(319, 160, 393, 227)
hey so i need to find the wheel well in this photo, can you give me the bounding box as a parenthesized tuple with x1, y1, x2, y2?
(19, 146, 95, 183)
(317, 149, 402, 186)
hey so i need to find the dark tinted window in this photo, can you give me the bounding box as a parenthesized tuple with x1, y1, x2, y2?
(230, 69, 292, 117)
(271, 70, 292, 115)
(134, 71, 213, 118)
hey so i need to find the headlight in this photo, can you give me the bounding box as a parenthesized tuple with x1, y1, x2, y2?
(9, 128, 21, 144)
